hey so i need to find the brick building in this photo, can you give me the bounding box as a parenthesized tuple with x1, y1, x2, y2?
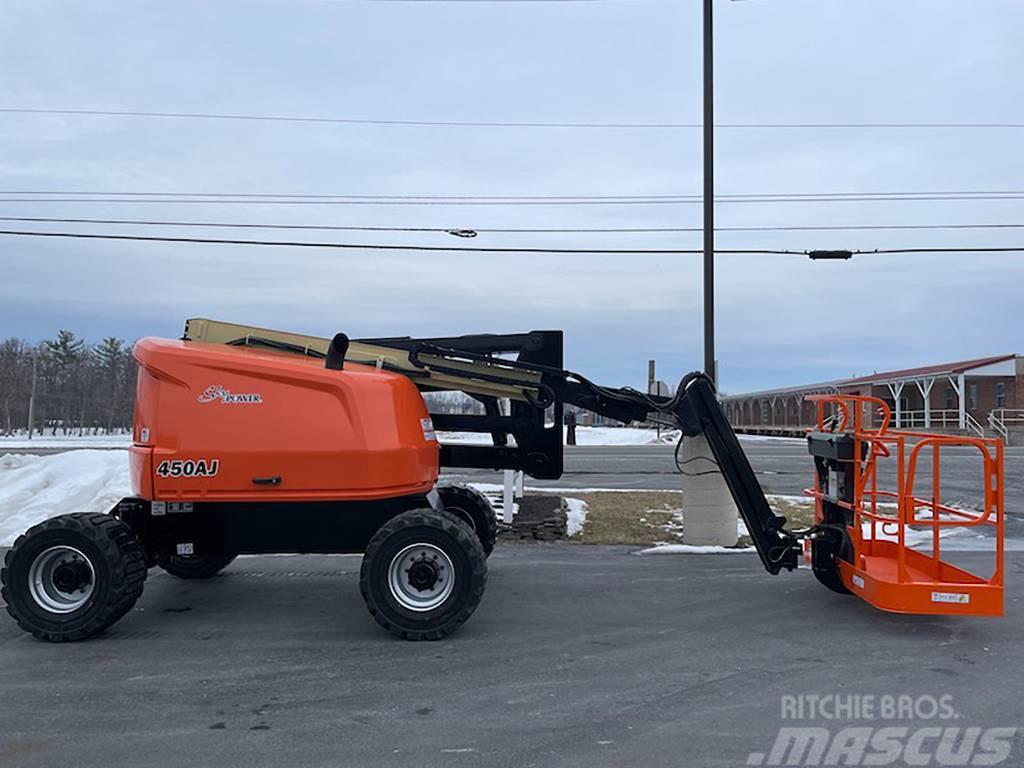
(721, 354, 1024, 442)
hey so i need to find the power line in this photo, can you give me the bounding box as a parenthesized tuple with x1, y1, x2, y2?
(2, 107, 1023, 130)
(4, 188, 1024, 200)
(0, 228, 796, 254)
(3, 194, 1024, 206)
(4, 214, 1024, 236)
(865, 247, 1024, 255)
(1, 227, 1023, 256)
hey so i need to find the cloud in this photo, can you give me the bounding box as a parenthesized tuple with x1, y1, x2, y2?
(1, 0, 1023, 393)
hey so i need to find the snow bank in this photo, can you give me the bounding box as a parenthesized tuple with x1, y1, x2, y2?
(0, 451, 131, 545)
(0, 452, 1010, 553)
(0, 426, 677, 450)
(737, 434, 807, 445)
(638, 543, 754, 555)
(564, 498, 588, 537)
(0, 434, 131, 449)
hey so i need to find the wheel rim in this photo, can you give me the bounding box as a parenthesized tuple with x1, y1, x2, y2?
(387, 543, 455, 612)
(27, 545, 96, 614)
(447, 506, 477, 533)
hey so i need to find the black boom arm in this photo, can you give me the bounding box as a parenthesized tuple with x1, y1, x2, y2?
(359, 331, 799, 574)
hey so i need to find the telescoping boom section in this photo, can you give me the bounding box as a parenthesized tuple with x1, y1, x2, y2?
(183, 318, 800, 575)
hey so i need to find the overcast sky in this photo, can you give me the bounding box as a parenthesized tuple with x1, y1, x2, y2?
(1, 0, 1022, 393)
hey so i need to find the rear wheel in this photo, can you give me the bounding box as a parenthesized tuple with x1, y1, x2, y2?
(157, 552, 236, 579)
(437, 484, 497, 557)
(360, 509, 486, 641)
(1, 513, 147, 642)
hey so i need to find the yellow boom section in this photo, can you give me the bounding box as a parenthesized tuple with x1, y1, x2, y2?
(183, 317, 543, 402)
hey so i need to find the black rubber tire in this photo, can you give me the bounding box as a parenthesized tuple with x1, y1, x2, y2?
(1, 513, 147, 642)
(360, 509, 487, 641)
(813, 564, 852, 595)
(811, 531, 853, 596)
(437, 484, 497, 557)
(156, 552, 236, 579)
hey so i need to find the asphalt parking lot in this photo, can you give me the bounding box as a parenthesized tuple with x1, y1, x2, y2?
(1, 546, 1020, 768)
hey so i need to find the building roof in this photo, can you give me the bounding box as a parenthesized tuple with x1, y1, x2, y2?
(720, 379, 844, 401)
(723, 354, 1017, 400)
(840, 354, 1017, 386)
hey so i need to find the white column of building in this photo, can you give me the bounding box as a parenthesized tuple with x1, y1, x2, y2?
(915, 377, 935, 429)
(947, 374, 966, 430)
(887, 381, 905, 428)
(958, 372, 967, 429)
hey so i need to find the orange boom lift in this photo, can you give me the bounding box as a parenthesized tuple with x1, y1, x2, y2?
(0, 319, 1005, 642)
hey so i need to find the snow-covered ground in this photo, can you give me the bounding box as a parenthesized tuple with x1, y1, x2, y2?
(1, 450, 1013, 551)
(0, 426, 680, 450)
(0, 433, 132, 449)
(0, 427, 812, 451)
(564, 498, 588, 537)
(440, 426, 679, 446)
(737, 433, 807, 445)
(0, 451, 131, 545)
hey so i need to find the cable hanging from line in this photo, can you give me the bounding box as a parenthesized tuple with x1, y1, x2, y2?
(3, 107, 1024, 130)
(0, 227, 1023, 256)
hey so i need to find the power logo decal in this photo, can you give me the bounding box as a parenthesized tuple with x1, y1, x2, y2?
(198, 385, 263, 404)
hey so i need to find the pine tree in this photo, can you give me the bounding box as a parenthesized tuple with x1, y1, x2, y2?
(92, 337, 128, 432)
(44, 330, 86, 433)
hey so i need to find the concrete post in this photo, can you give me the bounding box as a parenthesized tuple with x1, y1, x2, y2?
(680, 433, 738, 546)
(502, 470, 515, 524)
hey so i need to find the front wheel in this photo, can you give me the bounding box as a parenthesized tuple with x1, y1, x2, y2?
(1, 513, 147, 642)
(360, 509, 486, 641)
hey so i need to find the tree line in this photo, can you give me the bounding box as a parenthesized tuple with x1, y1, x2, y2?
(0, 331, 137, 436)
(0, 333, 620, 438)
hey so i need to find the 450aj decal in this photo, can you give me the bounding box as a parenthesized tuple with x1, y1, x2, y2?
(156, 459, 220, 478)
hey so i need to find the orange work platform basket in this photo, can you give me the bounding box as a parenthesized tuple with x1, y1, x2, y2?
(803, 394, 1004, 617)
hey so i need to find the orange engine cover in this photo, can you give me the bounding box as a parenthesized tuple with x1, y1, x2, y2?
(130, 338, 439, 502)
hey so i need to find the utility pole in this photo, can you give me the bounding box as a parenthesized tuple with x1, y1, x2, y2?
(27, 349, 37, 440)
(702, 0, 716, 385)
(682, 0, 737, 549)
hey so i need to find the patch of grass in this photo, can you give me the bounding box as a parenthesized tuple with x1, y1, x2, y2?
(767, 496, 816, 528)
(523, 490, 818, 546)
(571, 491, 684, 546)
